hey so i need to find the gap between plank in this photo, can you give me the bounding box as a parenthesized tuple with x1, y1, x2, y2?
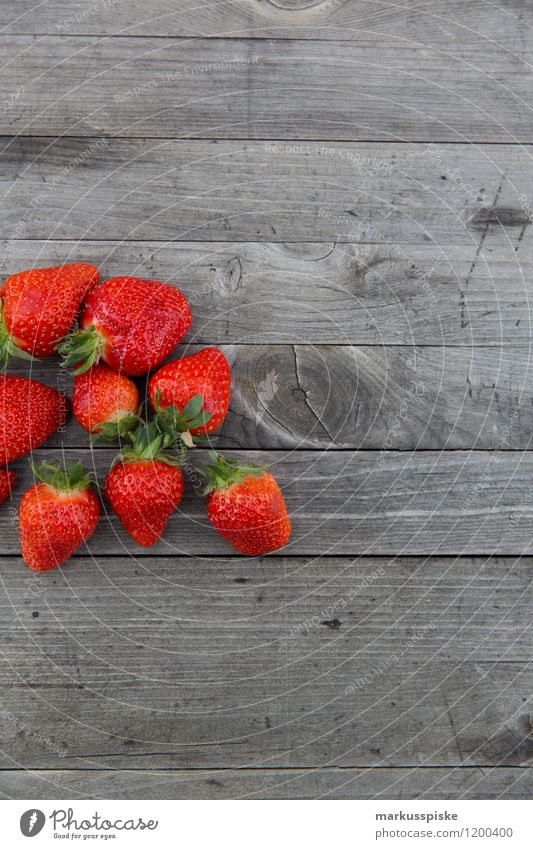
(0, 764, 526, 772)
(1, 136, 532, 146)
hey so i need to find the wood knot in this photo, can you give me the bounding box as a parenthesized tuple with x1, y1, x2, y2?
(260, 0, 336, 11)
(320, 618, 342, 630)
(469, 206, 531, 230)
(214, 257, 243, 295)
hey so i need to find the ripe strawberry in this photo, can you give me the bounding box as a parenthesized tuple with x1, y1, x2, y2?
(0, 375, 68, 465)
(203, 452, 291, 556)
(105, 418, 184, 547)
(0, 263, 99, 365)
(0, 469, 15, 505)
(19, 460, 100, 572)
(73, 364, 139, 441)
(57, 276, 192, 376)
(148, 347, 230, 446)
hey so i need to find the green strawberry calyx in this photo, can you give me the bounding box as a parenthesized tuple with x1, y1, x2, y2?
(31, 460, 92, 493)
(56, 324, 104, 375)
(0, 300, 37, 369)
(201, 451, 264, 494)
(153, 391, 212, 450)
(115, 417, 183, 468)
(90, 412, 140, 445)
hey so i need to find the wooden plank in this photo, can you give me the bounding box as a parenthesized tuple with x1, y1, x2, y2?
(4, 449, 533, 555)
(2, 555, 530, 659)
(0, 36, 532, 141)
(1, 237, 533, 347)
(8, 344, 533, 450)
(1, 139, 531, 247)
(0, 768, 530, 800)
(0, 556, 531, 769)
(1, 0, 530, 45)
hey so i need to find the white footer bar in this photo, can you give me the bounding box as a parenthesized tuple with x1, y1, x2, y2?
(3, 799, 531, 848)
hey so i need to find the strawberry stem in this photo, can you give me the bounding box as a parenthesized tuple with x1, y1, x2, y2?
(153, 391, 212, 449)
(90, 412, 140, 444)
(115, 417, 183, 468)
(200, 451, 264, 493)
(56, 325, 103, 375)
(30, 460, 92, 492)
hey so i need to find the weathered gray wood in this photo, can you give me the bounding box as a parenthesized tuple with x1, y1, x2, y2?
(1, 0, 530, 45)
(1, 237, 533, 346)
(1, 35, 532, 140)
(1, 140, 531, 248)
(8, 344, 533, 451)
(4, 449, 533, 555)
(0, 0, 530, 804)
(2, 659, 527, 769)
(0, 768, 530, 800)
(0, 556, 531, 769)
(2, 555, 530, 659)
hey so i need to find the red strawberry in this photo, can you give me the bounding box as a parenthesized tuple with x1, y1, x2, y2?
(57, 276, 192, 376)
(19, 460, 100, 572)
(0, 375, 68, 465)
(148, 347, 230, 446)
(203, 452, 291, 556)
(0, 263, 99, 365)
(0, 469, 15, 504)
(73, 364, 139, 441)
(105, 418, 184, 547)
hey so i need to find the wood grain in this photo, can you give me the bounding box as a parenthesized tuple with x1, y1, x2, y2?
(4, 449, 533, 555)
(0, 556, 530, 769)
(1, 34, 532, 142)
(1, 0, 530, 45)
(0, 0, 530, 55)
(1, 237, 533, 347)
(1, 139, 531, 247)
(0, 0, 531, 800)
(3, 555, 530, 659)
(9, 343, 533, 450)
(0, 768, 530, 800)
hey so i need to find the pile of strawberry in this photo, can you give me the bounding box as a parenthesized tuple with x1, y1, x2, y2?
(0, 263, 291, 571)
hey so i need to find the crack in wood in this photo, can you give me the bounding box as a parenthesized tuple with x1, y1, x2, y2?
(292, 345, 341, 447)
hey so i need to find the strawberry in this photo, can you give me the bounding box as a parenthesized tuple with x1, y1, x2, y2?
(19, 460, 100, 572)
(203, 452, 291, 556)
(105, 418, 184, 547)
(0, 263, 99, 366)
(0, 375, 68, 465)
(148, 347, 230, 446)
(0, 469, 15, 505)
(73, 364, 139, 441)
(57, 276, 192, 376)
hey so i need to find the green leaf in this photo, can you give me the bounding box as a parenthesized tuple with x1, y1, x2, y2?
(187, 410, 212, 429)
(91, 413, 139, 444)
(0, 299, 38, 369)
(30, 459, 92, 492)
(200, 451, 265, 494)
(56, 325, 102, 374)
(182, 393, 204, 421)
(116, 416, 184, 467)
